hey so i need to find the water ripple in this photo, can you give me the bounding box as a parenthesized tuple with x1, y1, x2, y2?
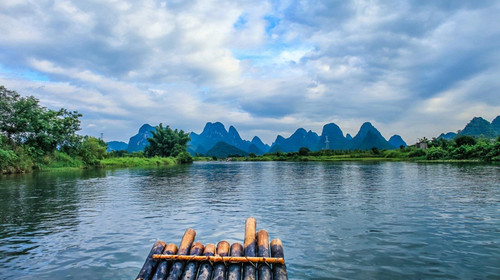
(0, 162, 499, 279)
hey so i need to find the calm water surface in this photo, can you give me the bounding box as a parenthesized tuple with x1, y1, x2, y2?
(0, 162, 499, 279)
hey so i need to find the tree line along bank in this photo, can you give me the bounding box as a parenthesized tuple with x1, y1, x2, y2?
(0, 86, 192, 174)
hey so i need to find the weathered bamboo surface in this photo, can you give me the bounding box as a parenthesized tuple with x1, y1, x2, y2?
(136, 217, 288, 280)
(270, 239, 288, 280)
(180, 242, 204, 280)
(212, 241, 230, 280)
(152, 255, 285, 264)
(195, 243, 215, 280)
(243, 217, 257, 280)
(257, 230, 272, 280)
(137, 240, 166, 280)
(228, 243, 243, 280)
(152, 243, 178, 280)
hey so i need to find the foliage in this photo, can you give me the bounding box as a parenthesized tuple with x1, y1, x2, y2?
(429, 137, 452, 149)
(0, 86, 86, 172)
(145, 123, 190, 158)
(42, 150, 84, 169)
(298, 147, 310, 156)
(0, 86, 82, 155)
(0, 141, 34, 173)
(454, 135, 477, 147)
(485, 141, 500, 161)
(240, 137, 500, 162)
(426, 147, 448, 160)
(408, 148, 426, 158)
(176, 151, 193, 164)
(108, 150, 129, 157)
(78, 136, 107, 166)
(101, 156, 176, 167)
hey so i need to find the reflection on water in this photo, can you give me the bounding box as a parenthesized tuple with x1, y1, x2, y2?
(0, 162, 499, 279)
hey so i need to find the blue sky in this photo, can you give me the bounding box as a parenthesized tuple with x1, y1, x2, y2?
(1, 0, 499, 144)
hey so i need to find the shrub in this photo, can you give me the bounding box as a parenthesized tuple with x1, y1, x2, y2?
(426, 147, 448, 160)
(298, 147, 310, 156)
(455, 135, 477, 147)
(408, 148, 426, 158)
(485, 142, 500, 161)
(384, 150, 405, 159)
(79, 136, 107, 166)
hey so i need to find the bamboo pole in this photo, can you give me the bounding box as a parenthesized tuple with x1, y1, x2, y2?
(152, 255, 285, 264)
(257, 230, 272, 280)
(167, 228, 196, 280)
(180, 242, 205, 280)
(152, 243, 178, 280)
(270, 239, 288, 280)
(137, 240, 166, 280)
(211, 241, 230, 280)
(243, 217, 257, 280)
(195, 243, 216, 280)
(227, 243, 243, 280)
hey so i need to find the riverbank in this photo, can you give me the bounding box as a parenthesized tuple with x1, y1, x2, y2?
(1, 155, 181, 175)
(101, 156, 177, 168)
(3, 149, 498, 175)
(225, 140, 500, 163)
(230, 155, 494, 163)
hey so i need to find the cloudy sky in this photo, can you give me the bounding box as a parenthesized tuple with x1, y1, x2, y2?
(1, 0, 499, 144)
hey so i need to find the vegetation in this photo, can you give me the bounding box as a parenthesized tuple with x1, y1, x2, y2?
(101, 156, 176, 168)
(0, 86, 89, 173)
(225, 136, 500, 163)
(1, 84, 497, 173)
(0, 86, 192, 174)
(145, 124, 191, 157)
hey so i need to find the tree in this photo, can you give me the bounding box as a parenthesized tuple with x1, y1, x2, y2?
(455, 135, 476, 147)
(78, 136, 107, 166)
(0, 86, 82, 155)
(145, 123, 190, 157)
(0, 86, 31, 143)
(298, 147, 310, 156)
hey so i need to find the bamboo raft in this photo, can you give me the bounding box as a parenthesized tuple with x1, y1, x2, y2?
(137, 217, 288, 280)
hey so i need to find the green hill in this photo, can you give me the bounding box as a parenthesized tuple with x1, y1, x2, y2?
(206, 141, 248, 158)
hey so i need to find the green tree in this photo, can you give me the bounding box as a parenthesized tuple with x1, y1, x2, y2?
(298, 147, 310, 156)
(145, 123, 190, 157)
(0, 86, 82, 155)
(176, 151, 193, 164)
(454, 135, 476, 147)
(426, 147, 448, 160)
(78, 136, 107, 166)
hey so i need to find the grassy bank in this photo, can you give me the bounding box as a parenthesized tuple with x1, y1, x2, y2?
(219, 142, 500, 163)
(100, 156, 177, 168)
(232, 155, 405, 162)
(1, 151, 182, 174)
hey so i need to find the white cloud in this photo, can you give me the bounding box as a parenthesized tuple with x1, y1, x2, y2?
(0, 0, 499, 144)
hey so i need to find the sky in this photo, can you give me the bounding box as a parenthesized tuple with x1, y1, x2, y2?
(1, 0, 499, 145)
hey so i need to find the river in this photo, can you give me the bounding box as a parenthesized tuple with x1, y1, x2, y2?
(0, 161, 499, 279)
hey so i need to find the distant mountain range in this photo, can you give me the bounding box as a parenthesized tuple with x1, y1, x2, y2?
(106, 124, 155, 152)
(188, 122, 270, 156)
(106, 115, 500, 156)
(187, 121, 405, 156)
(437, 116, 500, 140)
